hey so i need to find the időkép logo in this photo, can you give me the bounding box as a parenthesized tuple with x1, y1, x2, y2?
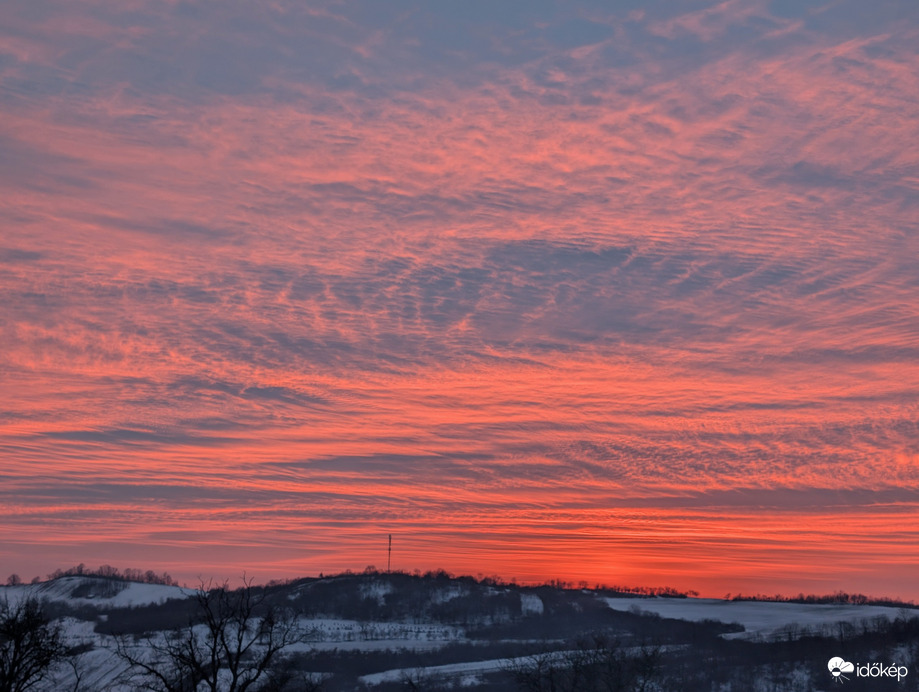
(828, 656, 908, 684)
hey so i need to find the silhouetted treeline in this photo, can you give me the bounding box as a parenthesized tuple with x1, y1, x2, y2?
(308, 566, 695, 597)
(596, 584, 697, 598)
(43, 563, 179, 586)
(727, 590, 917, 608)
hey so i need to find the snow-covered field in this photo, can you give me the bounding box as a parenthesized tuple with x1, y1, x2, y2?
(360, 656, 515, 685)
(604, 596, 908, 639)
(359, 652, 568, 686)
(359, 645, 682, 687)
(293, 617, 464, 651)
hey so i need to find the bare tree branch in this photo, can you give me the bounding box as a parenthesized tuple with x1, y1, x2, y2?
(0, 597, 68, 692)
(116, 577, 313, 692)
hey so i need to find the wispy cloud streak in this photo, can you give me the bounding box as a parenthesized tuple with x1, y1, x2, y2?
(1, 0, 918, 596)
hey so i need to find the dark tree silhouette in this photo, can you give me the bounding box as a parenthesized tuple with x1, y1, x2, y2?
(116, 578, 316, 692)
(510, 634, 661, 692)
(0, 597, 67, 692)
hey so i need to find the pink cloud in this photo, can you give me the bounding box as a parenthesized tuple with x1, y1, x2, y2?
(1, 0, 918, 597)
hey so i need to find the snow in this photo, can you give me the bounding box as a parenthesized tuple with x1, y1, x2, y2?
(5, 578, 914, 690)
(359, 644, 684, 685)
(360, 654, 533, 685)
(604, 597, 908, 639)
(359, 580, 394, 605)
(300, 618, 465, 650)
(520, 592, 543, 615)
(1, 584, 34, 607)
(2, 577, 195, 607)
(430, 585, 468, 604)
(77, 581, 195, 607)
(65, 647, 132, 692)
(12, 616, 134, 692)
(308, 639, 450, 651)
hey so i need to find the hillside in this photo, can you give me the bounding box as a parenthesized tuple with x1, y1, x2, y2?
(2, 572, 917, 691)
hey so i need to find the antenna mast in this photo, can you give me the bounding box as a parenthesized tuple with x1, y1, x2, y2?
(388, 534, 392, 572)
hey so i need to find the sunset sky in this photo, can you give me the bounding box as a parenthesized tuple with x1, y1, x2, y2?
(2, 0, 918, 599)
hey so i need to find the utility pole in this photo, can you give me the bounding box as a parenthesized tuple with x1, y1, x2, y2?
(387, 534, 392, 572)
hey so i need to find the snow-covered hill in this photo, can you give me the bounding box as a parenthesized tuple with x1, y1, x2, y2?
(3, 575, 195, 608)
(604, 596, 908, 640)
(2, 573, 916, 691)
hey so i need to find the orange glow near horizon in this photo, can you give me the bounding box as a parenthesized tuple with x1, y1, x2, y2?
(2, 1, 918, 599)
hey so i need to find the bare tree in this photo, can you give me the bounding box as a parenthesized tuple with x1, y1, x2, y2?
(507, 650, 570, 692)
(510, 634, 660, 692)
(0, 597, 67, 692)
(117, 578, 315, 692)
(399, 667, 451, 691)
